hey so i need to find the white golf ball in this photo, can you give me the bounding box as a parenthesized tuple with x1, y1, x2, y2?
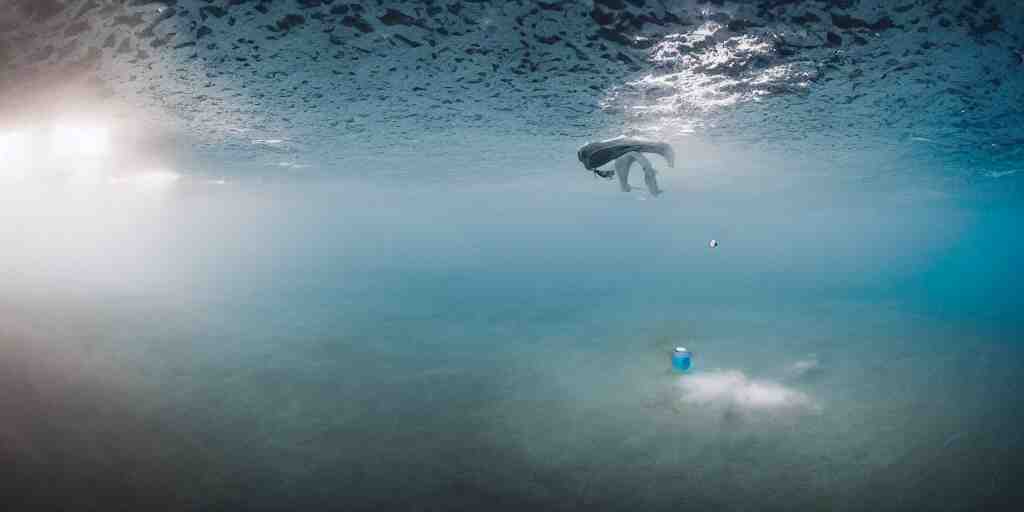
(709, 239, 718, 248)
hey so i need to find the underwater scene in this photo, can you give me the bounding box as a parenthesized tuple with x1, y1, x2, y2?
(1, 1, 1023, 510)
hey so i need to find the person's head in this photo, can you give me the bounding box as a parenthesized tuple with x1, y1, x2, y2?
(577, 146, 590, 169)
(579, 145, 612, 178)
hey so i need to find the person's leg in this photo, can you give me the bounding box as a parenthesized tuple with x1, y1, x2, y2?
(642, 164, 662, 196)
(622, 151, 663, 195)
(614, 153, 634, 192)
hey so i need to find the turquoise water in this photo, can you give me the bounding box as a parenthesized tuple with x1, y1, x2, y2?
(2, 0, 1024, 510)
(3, 144, 1022, 510)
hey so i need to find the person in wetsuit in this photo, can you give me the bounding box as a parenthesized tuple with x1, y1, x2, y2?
(577, 136, 675, 196)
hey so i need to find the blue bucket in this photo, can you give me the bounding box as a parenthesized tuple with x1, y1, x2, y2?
(671, 347, 692, 372)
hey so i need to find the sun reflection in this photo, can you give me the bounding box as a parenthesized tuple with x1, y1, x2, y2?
(0, 131, 30, 183)
(109, 169, 181, 191)
(1, 119, 116, 185)
(52, 121, 111, 159)
(0, 117, 178, 193)
(605, 22, 820, 139)
(67, 160, 105, 186)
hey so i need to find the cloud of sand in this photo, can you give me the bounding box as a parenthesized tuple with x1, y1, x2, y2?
(677, 369, 818, 413)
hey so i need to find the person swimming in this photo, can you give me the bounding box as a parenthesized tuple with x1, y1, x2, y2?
(577, 136, 675, 196)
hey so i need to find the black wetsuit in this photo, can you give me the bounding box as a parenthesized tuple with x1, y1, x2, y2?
(577, 137, 674, 171)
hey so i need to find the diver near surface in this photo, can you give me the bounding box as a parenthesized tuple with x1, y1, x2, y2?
(577, 136, 675, 196)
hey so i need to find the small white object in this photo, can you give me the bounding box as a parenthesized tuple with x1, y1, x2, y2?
(709, 239, 718, 248)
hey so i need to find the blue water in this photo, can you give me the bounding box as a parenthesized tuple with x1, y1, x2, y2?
(2, 0, 1024, 510)
(3, 144, 1023, 510)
